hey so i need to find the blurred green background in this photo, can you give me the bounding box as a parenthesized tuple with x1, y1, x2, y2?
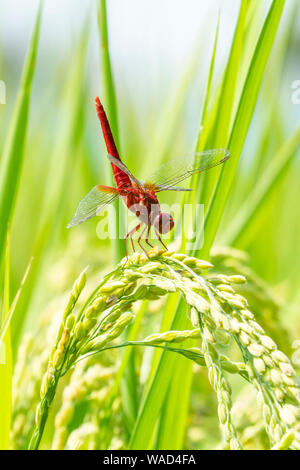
(1, 0, 299, 345)
(0, 0, 300, 450)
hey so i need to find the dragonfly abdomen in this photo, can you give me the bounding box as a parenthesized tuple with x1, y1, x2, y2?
(95, 97, 131, 190)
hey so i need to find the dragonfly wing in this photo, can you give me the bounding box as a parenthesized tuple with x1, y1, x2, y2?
(144, 149, 230, 192)
(108, 154, 143, 187)
(160, 187, 193, 192)
(67, 185, 119, 228)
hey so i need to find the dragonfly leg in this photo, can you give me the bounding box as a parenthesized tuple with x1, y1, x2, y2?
(123, 238, 128, 260)
(154, 228, 168, 251)
(144, 224, 153, 249)
(124, 223, 142, 257)
(130, 235, 135, 253)
(137, 225, 148, 255)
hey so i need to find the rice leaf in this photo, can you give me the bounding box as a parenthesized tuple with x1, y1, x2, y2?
(198, 0, 286, 259)
(196, 1, 249, 208)
(0, 232, 12, 450)
(97, 0, 124, 262)
(128, 0, 285, 450)
(11, 29, 88, 349)
(155, 356, 193, 450)
(223, 126, 300, 246)
(130, 2, 249, 448)
(0, 3, 42, 264)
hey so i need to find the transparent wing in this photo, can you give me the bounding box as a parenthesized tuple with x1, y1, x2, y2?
(108, 154, 143, 188)
(162, 187, 193, 192)
(143, 149, 230, 192)
(67, 185, 120, 228)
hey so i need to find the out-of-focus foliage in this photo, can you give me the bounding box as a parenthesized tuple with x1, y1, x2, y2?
(0, 0, 300, 451)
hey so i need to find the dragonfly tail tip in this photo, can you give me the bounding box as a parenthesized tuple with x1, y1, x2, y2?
(95, 96, 103, 109)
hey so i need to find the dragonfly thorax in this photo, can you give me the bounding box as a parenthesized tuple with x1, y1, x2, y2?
(124, 189, 162, 226)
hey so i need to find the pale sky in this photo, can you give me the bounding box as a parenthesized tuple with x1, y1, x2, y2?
(0, 0, 240, 87)
(0, 0, 298, 132)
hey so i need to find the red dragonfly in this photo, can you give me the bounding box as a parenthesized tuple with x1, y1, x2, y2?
(67, 97, 230, 255)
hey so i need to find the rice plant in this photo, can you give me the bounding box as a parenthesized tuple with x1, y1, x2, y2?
(1, 0, 300, 451)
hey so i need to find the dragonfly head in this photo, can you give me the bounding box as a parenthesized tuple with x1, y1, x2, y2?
(154, 212, 174, 234)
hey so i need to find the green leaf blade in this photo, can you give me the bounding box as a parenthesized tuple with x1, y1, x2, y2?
(0, 3, 42, 265)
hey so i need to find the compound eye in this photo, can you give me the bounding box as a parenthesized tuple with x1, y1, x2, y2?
(158, 213, 174, 234)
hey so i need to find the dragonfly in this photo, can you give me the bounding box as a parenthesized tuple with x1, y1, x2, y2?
(67, 97, 230, 256)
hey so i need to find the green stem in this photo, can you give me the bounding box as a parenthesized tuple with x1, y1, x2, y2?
(28, 377, 59, 450)
(97, 0, 124, 263)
